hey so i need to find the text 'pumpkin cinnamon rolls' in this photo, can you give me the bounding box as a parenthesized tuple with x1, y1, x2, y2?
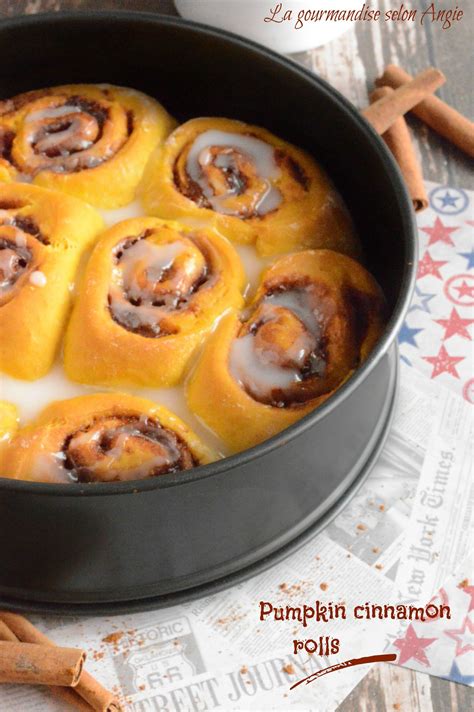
(0, 84, 175, 208)
(0, 393, 216, 484)
(140, 117, 359, 257)
(0, 183, 103, 380)
(186, 250, 386, 453)
(64, 217, 246, 387)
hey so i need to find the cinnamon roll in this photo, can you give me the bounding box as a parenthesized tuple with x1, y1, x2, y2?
(0, 400, 18, 446)
(140, 117, 359, 257)
(186, 250, 385, 452)
(0, 183, 103, 379)
(64, 217, 245, 387)
(0, 393, 215, 483)
(0, 84, 175, 208)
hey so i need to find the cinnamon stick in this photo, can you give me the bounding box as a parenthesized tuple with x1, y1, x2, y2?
(0, 612, 121, 712)
(0, 641, 85, 686)
(0, 620, 93, 711)
(376, 64, 474, 157)
(370, 86, 428, 212)
(363, 67, 445, 135)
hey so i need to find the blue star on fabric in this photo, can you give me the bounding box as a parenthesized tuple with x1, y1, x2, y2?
(459, 249, 474, 270)
(398, 323, 423, 347)
(408, 286, 436, 314)
(437, 191, 459, 209)
(445, 659, 474, 686)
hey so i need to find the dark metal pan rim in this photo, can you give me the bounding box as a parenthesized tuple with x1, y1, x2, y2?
(0, 348, 399, 611)
(0, 11, 417, 497)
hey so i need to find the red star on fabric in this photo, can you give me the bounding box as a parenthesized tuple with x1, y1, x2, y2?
(455, 280, 474, 299)
(459, 584, 474, 612)
(394, 624, 437, 666)
(445, 617, 474, 657)
(421, 217, 458, 246)
(435, 308, 474, 341)
(423, 345, 464, 379)
(417, 251, 447, 280)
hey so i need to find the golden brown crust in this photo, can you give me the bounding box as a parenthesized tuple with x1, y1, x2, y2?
(0, 183, 103, 380)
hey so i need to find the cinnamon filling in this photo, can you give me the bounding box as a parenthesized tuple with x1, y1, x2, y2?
(0, 128, 14, 163)
(174, 130, 283, 218)
(0, 205, 50, 304)
(0, 236, 32, 305)
(1, 91, 133, 176)
(108, 229, 210, 337)
(54, 415, 197, 483)
(24, 98, 109, 174)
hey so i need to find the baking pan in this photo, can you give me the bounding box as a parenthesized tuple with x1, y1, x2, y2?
(0, 11, 417, 612)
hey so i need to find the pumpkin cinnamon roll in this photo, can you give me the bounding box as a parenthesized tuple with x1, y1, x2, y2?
(187, 250, 385, 452)
(140, 117, 358, 257)
(0, 393, 215, 483)
(0, 84, 175, 208)
(64, 217, 245, 387)
(0, 183, 103, 380)
(0, 401, 18, 445)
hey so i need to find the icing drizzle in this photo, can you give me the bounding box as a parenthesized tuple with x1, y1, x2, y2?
(178, 129, 283, 217)
(34, 415, 197, 483)
(108, 230, 210, 337)
(230, 284, 330, 407)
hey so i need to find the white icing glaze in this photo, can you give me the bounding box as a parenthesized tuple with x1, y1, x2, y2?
(0, 248, 20, 287)
(47, 155, 103, 173)
(34, 127, 91, 154)
(0, 242, 30, 294)
(64, 424, 182, 482)
(121, 240, 185, 297)
(264, 290, 323, 335)
(230, 289, 325, 400)
(1, 365, 229, 457)
(98, 201, 143, 228)
(186, 129, 282, 216)
(109, 240, 189, 333)
(232, 243, 272, 299)
(29, 270, 47, 287)
(25, 105, 82, 123)
(230, 331, 301, 398)
(33, 452, 72, 484)
(15, 233, 27, 248)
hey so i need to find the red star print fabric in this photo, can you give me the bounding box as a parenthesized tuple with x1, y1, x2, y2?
(399, 183, 474, 404)
(392, 563, 474, 685)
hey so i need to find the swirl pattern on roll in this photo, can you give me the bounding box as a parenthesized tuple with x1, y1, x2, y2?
(0, 84, 175, 208)
(64, 217, 245, 387)
(0, 394, 216, 484)
(0, 183, 103, 380)
(187, 250, 386, 452)
(141, 117, 359, 257)
(0, 211, 47, 306)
